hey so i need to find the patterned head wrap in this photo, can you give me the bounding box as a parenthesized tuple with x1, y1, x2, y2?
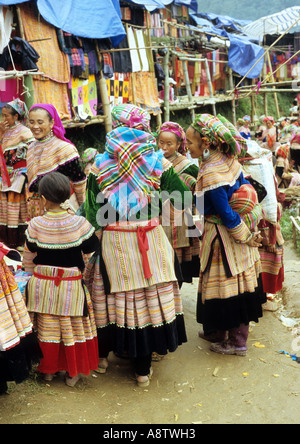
(263, 116, 275, 124)
(96, 126, 163, 218)
(191, 114, 244, 157)
(6, 98, 28, 123)
(111, 104, 151, 133)
(217, 114, 248, 156)
(81, 147, 98, 164)
(158, 121, 187, 155)
(243, 115, 251, 122)
(276, 144, 289, 159)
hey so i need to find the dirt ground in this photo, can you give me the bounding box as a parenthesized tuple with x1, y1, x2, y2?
(0, 243, 299, 425)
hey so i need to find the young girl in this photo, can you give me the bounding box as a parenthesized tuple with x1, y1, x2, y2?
(24, 172, 99, 387)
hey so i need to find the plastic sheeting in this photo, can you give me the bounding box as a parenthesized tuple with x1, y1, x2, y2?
(243, 6, 300, 40)
(190, 14, 264, 79)
(0, 0, 126, 46)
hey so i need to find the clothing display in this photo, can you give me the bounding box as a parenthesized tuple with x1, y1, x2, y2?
(69, 75, 98, 120)
(106, 73, 130, 109)
(19, 2, 71, 120)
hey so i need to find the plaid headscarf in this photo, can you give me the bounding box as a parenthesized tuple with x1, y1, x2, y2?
(158, 121, 187, 155)
(7, 98, 28, 124)
(96, 126, 163, 218)
(191, 114, 243, 157)
(217, 114, 248, 156)
(111, 104, 151, 133)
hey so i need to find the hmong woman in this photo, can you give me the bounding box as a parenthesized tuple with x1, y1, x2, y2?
(0, 242, 41, 395)
(0, 99, 35, 248)
(84, 125, 188, 387)
(260, 116, 279, 152)
(186, 114, 266, 356)
(26, 103, 86, 219)
(157, 121, 200, 282)
(24, 172, 99, 387)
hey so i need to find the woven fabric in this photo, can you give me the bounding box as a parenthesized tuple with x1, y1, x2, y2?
(84, 252, 182, 330)
(0, 259, 33, 352)
(26, 135, 80, 191)
(199, 237, 261, 302)
(196, 150, 242, 193)
(96, 126, 163, 217)
(27, 266, 86, 317)
(101, 220, 177, 293)
(25, 211, 95, 250)
(111, 104, 151, 133)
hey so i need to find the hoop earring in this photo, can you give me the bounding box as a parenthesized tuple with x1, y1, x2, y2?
(203, 148, 210, 160)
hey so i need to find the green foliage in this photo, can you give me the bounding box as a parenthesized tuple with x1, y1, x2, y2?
(196, 0, 300, 21)
(280, 207, 300, 256)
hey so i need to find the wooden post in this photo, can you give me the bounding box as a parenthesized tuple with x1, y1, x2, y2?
(182, 59, 195, 121)
(204, 59, 216, 115)
(163, 49, 170, 122)
(228, 68, 236, 126)
(267, 52, 280, 119)
(95, 42, 112, 134)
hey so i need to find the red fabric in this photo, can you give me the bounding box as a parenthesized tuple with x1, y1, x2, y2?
(261, 266, 284, 294)
(33, 269, 82, 287)
(38, 338, 99, 377)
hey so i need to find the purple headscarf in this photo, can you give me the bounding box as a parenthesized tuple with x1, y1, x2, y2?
(29, 103, 73, 145)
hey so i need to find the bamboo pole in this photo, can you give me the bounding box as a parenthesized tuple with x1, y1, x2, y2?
(204, 58, 216, 115)
(182, 59, 195, 121)
(266, 52, 280, 119)
(163, 49, 170, 122)
(95, 42, 112, 134)
(228, 68, 236, 126)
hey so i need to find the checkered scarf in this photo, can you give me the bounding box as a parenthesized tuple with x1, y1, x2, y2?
(158, 121, 187, 154)
(111, 104, 151, 133)
(191, 114, 243, 157)
(96, 127, 163, 218)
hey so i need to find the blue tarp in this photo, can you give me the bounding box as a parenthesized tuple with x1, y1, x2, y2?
(190, 13, 264, 79)
(174, 0, 198, 12)
(124, 0, 166, 11)
(227, 34, 264, 79)
(0, 0, 126, 46)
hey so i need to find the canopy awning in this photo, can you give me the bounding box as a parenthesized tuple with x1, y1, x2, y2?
(243, 6, 300, 40)
(0, 0, 127, 46)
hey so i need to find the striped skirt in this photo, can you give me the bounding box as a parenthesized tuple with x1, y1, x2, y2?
(259, 245, 284, 294)
(0, 259, 41, 394)
(197, 237, 266, 335)
(84, 221, 187, 358)
(0, 190, 28, 248)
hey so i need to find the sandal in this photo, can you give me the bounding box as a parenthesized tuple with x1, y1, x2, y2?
(43, 373, 54, 382)
(210, 342, 247, 357)
(151, 352, 165, 362)
(136, 367, 153, 388)
(94, 358, 109, 374)
(65, 374, 81, 387)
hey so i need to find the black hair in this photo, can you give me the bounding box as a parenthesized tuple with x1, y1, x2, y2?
(3, 104, 21, 120)
(29, 107, 53, 121)
(38, 172, 71, 204)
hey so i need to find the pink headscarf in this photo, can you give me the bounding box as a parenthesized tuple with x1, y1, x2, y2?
(158, 121, 187, 155)
(29, 103, 73, 145)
